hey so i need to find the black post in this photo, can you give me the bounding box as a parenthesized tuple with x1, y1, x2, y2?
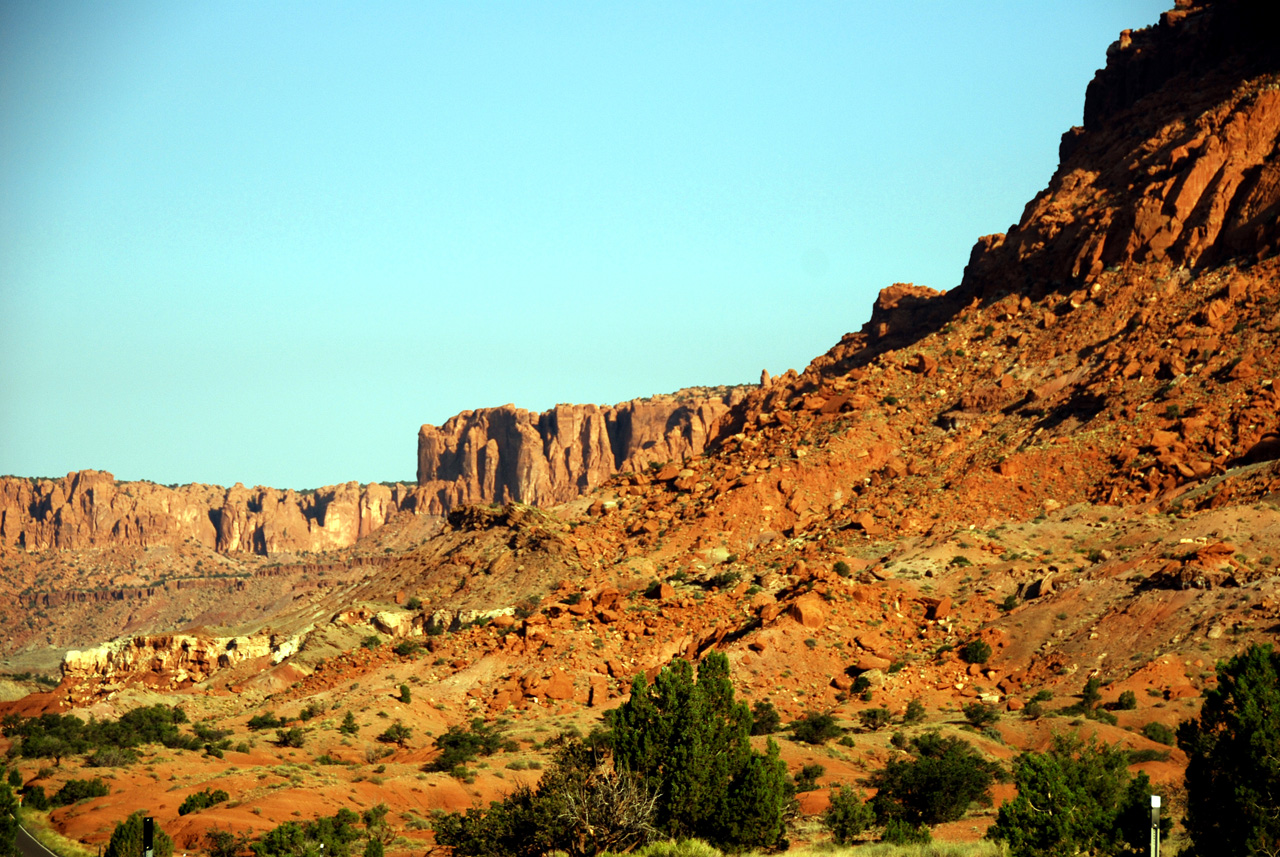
(143, 817, 154, 857)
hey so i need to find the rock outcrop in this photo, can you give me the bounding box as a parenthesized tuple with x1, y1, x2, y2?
(415, 388, 745, 514)
(0, 470, 416, 554)
(962, 0, 1280, 298)
(59, 630, 304, 698)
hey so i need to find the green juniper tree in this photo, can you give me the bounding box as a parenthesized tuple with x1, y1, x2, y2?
(1179, 643, 1280, 857)
(608, 651, 790, 851)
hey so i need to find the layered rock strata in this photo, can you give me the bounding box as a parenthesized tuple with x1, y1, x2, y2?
(0, 470, 415, 554)
(416, 390, 745, 514)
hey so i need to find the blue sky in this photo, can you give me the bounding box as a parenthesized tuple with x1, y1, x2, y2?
(1, 1, 1169, 489)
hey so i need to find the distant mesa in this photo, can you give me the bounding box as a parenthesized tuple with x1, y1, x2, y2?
(415, 387, 747, 515)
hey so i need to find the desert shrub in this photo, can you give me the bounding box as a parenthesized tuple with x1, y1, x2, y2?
(883, 817, 932, 844)
(1142, 721, 1175, 745)
(871, 732, 1003, 828)
(377, 722, 412, 748)
(51, 777, 110, 806)
(963, 702, 1001, 728)
(426, 718, 513, 772)
(105, 810, 174, 857)
(247, 713, 287, 731)
(1115, 690, 1137, 710)
(398, 684, 411, 703)
(340, 711, 359, 735)
(959, 640, 992, 664)
(833, 560, 852, 578)
(3, 704, 198, 763)
(790, 711, 842, 745)
(988, 733, 1169, 857)
(274, 727, 305, 748)
(434, 740, 655, 857)
(823, 785, 874, 845)
(22, 785, 49, 810)
(792, 763, 824, 792)
(859, 708, 893, 731)
(749, 700, 781, 736)
(903, 697, 926, 725)
(360, 635, 382, 650)
(851, 675, 872, 694)
(85, 747, 138, 767)
(252, 809, 361, 857)
(178, 787, 229, 815)
(392, 640, 421, 657)
(206, 829, 252, 857)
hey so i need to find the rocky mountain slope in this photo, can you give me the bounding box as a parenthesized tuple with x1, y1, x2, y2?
(1, 2, 1279, 854)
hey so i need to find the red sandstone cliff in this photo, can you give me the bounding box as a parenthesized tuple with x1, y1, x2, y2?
(415, 389, 746, 514)
(0, 470, 416, 554)
(961, 0, 1280, 299)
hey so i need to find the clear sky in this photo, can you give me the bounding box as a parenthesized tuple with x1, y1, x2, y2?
(1, 1, 1169, 490)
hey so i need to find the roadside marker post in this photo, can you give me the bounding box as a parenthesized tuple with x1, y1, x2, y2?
(1152, 798, 1162, 857)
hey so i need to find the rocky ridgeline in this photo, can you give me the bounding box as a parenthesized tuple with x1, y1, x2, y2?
(0, 470, 416, 554)
(415, 390, 747, 514)
(961, 0, 1280, 299)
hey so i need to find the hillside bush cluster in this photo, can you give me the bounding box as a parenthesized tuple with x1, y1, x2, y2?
(2, 705, 204, 765)
(178, 787, 229, 816)
(433, 652, 791, 855)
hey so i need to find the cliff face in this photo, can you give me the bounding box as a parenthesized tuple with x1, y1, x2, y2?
(0, 470, 416, 554)
(416, 389, 745, 514)
(962, 0, 1280, 299)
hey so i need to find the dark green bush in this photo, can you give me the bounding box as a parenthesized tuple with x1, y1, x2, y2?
(963, 702, 1001, 728)
(251, 809, 361, 857)
(959, 640, 992, 664)
(377, 722, 412, 748)
(883, 818, 932, 844)
(858, 708, 892, 731)
(790, 712, 843, 745)
(749, 700, 781, 736)
(51, 777, 110, 806)
(178, 787, 229, 815)
(1115, 690, 1137, 710)
(1142, 722, 1175, 746)
(275, 727, 305, 748)
(792, 763, 824, 793)
(610, 652, 789, 850)
(22, 785, 49, 811)
(988, 734, 1168, 857)
(871, 732, 1003, 828)
(1179, 643, 1280, 857)
(903, 698, 926, 725)
(426, 719, 513, 772)
(247, 713, 287, 731)
(823, 786, 873, 845)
